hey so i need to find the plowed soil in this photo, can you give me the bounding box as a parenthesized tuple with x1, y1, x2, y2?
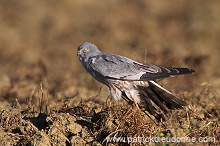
(0, 1, 219, 145)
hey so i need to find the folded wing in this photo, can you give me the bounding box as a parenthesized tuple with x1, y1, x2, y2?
(89, 54, 195, 81)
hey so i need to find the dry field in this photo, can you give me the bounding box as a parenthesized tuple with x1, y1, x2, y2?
(0, 0, 219, 145)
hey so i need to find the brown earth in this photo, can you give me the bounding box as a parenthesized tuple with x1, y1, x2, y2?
(0, 0, 219, 145)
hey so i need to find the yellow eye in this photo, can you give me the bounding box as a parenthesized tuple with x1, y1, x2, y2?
(84, 47, 89, 51)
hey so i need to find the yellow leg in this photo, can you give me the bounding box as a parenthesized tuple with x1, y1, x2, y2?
(106, 95, 112, 108)
(133, 98, 143, 115)
(130, 90, 145, 115)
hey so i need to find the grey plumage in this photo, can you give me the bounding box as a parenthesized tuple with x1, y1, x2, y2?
(77, 42, 195, 119)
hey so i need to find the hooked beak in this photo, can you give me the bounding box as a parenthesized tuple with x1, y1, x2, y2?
(77, 49, 85, 62)
(77, 49, 83, 57)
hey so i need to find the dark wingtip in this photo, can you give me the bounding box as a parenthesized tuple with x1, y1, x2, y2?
(190, 69, 195, 73)
(168, 67, 195, 75)
(182, 68, 195, 74)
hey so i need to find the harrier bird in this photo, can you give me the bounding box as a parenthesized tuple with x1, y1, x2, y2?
(77, 42, 194, 119)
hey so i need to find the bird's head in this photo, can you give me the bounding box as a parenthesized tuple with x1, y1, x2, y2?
(77, 42, 102, 62)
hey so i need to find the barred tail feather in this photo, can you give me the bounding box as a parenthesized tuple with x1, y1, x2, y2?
(138, 81, 188, 120)
(148, 81, 188, 108)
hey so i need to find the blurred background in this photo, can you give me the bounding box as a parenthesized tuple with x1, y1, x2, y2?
(0, 0, 219, 108)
